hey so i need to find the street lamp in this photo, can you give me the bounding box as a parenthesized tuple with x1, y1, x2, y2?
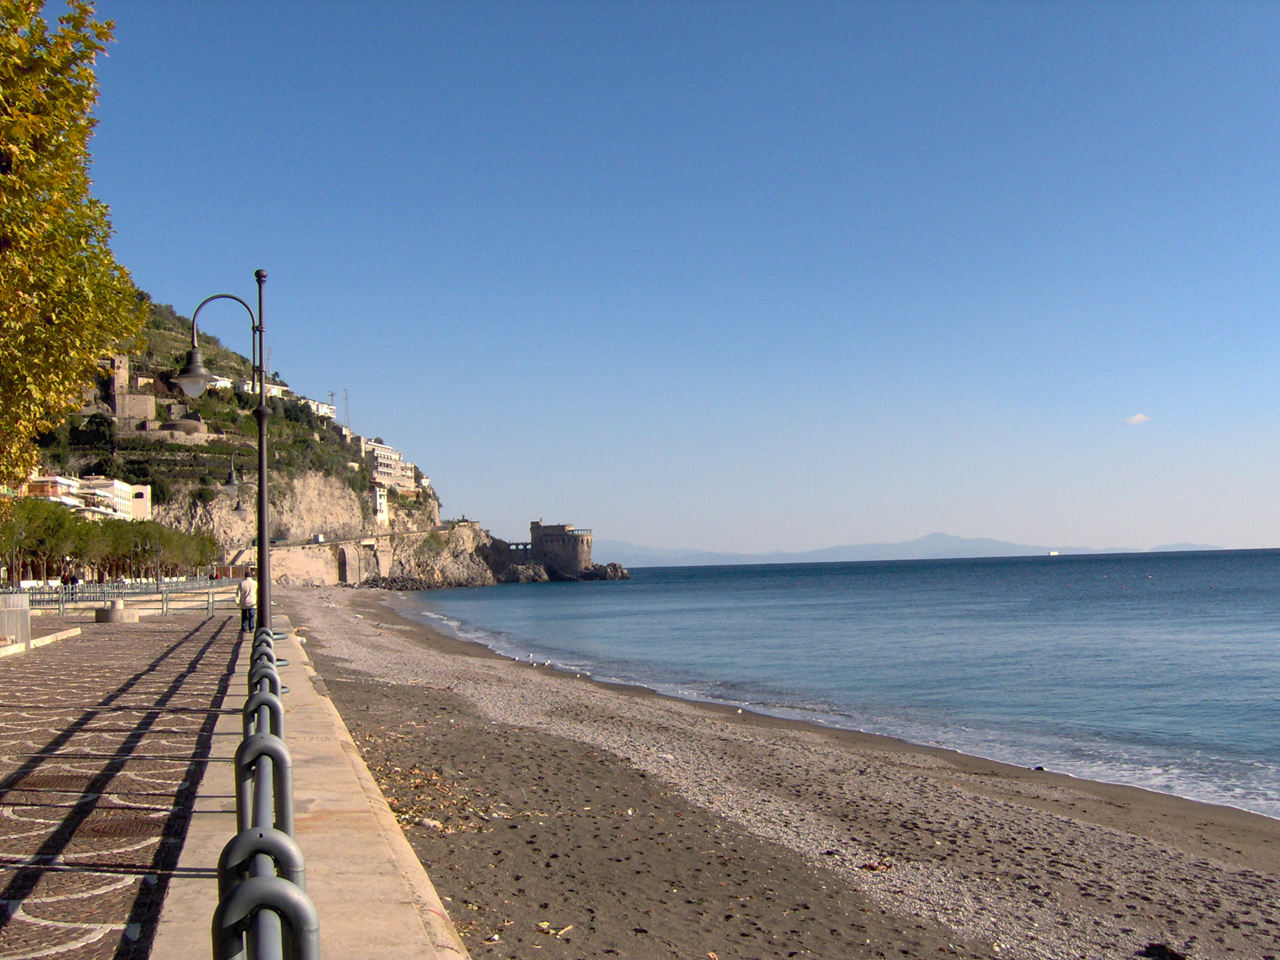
(175, 269, 271, 633)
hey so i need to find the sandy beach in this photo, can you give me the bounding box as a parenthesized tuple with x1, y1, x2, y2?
(276, 584, 1280, 960)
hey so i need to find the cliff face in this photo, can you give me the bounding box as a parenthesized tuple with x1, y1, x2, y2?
(384, 523, 499, 587)
(155, 471, 365, 558)
(157, 469, 628, 589)
(273, 472, 367, 542)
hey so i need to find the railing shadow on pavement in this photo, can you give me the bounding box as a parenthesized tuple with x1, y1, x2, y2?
(0, 615, 241, 959)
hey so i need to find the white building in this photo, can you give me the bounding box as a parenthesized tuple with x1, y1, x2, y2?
(19, 474, 152, 521)
(358, 438, 417, 494)
(299, 397, 337, 419)
(237, 379, 289, 399)
(80, 476, 152, 521)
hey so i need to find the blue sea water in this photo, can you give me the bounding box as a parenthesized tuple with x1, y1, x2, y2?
(396, 550, 1280, 818)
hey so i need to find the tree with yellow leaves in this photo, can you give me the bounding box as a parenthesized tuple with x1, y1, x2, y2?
(0, 0, 143, 516)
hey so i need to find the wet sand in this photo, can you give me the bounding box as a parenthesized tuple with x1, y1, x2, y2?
(276, 584, 1280, 960)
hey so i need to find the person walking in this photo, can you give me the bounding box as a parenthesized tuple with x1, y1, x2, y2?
(237, 573, 257, 633)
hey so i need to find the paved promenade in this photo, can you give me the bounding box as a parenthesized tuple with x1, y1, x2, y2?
(0, 602, 468, 959)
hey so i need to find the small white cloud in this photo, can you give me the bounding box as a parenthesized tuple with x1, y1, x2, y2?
(1125, 413, 1151, 426)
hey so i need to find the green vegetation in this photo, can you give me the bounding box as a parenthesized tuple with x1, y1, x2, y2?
(34, 296, 376, 510)
(0, 498, 217, 585)
(0, 0, 145, 515)
(135, 292, 255, 387)
(23, 262, 438, 526)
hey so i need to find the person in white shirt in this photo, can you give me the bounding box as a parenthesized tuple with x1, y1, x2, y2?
(236, 574, 257, 633)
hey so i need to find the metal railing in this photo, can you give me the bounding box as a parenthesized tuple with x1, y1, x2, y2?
(213, 625, 320, 959)
(5, 578, 222, 608)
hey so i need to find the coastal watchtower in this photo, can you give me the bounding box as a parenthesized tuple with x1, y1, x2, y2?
(530, 521, 592, 577)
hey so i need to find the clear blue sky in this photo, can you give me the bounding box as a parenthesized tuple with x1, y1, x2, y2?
(87, 0, 1279, 553)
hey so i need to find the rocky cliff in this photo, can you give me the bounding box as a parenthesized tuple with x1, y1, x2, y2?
(383, 523, 500, 587)
(158, 469, 628, 589)
(155, 471, 366, 559)
(373, 526, 629, 588)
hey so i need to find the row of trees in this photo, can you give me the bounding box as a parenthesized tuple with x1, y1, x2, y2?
(0, 498, 217, 586)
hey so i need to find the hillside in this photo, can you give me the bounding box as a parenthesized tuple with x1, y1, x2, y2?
(36, 297, 438, 552)
(30, 297, 627, 587)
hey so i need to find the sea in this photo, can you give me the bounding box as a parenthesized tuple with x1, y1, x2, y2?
(392, 550, 1280, 819)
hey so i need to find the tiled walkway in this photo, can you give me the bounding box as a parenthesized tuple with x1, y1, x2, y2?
(0, 612, 240, 960)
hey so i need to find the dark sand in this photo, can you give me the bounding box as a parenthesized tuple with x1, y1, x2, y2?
(277, 585, 1280, 960)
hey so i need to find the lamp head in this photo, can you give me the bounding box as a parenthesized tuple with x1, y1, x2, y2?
(175, 346, 211, 397)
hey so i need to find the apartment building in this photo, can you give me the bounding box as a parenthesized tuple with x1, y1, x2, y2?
(358, 437, 418, 494)
(18, 474, 152, 522)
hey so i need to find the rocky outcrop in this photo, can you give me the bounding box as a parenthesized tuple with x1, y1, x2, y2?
(582, 562, 630, 581)
(271, 472, 367, 542)
(497, 563, 551, 584)
(158, 468, 630, 590)
(356, 575, 436, 592)
(369, 529, 629, 589)
(383, 523, 498, 588)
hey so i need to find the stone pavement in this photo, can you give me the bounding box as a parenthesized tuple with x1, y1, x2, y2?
(0, 609, 237, 959)
(0, 604, 468, 960)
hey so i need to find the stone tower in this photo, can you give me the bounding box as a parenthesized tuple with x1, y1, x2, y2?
(530, 521, 592, 577)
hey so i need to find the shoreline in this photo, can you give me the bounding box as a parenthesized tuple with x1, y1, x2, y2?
(394, 586, 1274, 829)
(397, 587, 1280, 825)
(279, 584, 1280, 960)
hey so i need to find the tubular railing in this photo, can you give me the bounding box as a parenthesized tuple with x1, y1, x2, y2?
(213, 624, 320, 959)
(7, 578, 222, 610)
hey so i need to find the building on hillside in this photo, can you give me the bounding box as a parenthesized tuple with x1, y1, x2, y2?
(80, 476, 152, 521)
(372, 484, 389, 526)
(18, 474, 152, 522)
(78, 354, 155, 430)
(299, 397, 337, 419)
(358, 437, 418, 494)
(19, 475, 81, 509)
(238, 379, 288, 398)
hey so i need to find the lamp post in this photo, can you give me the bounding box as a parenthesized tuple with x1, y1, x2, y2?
(175, 270, 271, 634)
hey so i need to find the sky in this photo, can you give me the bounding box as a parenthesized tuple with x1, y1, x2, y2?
(84, 0, 1279, 553)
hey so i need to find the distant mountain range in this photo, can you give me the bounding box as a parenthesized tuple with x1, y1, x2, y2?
(593, 532, 1225, 569)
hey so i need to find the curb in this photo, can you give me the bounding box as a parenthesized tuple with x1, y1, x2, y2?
(292, 637, 471, 958)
